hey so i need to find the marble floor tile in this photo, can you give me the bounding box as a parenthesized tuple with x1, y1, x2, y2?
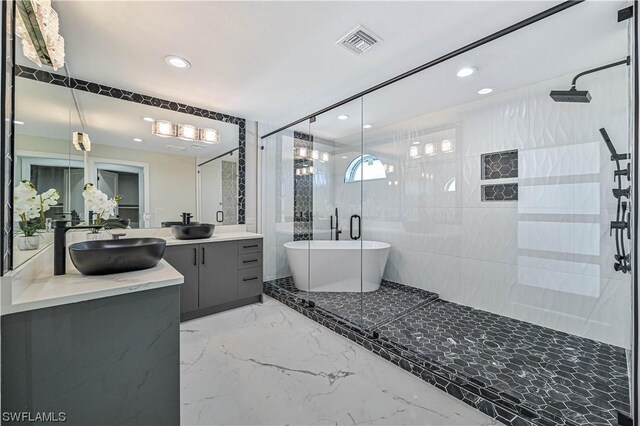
(180, 296, 496, 426)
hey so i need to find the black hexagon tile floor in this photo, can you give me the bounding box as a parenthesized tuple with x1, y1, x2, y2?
(265, 277, 630, 426)
(267, 276, 437, 329)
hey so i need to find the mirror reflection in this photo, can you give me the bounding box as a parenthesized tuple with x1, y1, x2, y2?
(13, 74, 242, 267)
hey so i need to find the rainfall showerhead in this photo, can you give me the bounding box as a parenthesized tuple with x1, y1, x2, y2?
(549, 56, 630, 103)
(549, 89, 592, 103)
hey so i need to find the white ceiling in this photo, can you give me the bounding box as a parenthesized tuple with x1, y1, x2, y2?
(44, 0, 578, 127)
(15, 0, 630, 146)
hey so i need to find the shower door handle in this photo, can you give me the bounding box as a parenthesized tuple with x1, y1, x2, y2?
(350, 214, 361, 240)
(216, 210, 224, 223)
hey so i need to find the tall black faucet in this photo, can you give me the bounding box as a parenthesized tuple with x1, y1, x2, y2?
(330, 208, 342, 241)
(53, 220, 103, 275)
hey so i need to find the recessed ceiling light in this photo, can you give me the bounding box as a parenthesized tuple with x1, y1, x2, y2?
(165, 55, 191, 69)
(363, 124, 372, 129)
(456, 66, 476, 78)
(14, 120, 24, 125)
(142, 117, 154, 122)
(337, 114, 349, 120)
(341, 156, 347, 159)
(478, 88, 493, 95)
(133, 138, 143, 142)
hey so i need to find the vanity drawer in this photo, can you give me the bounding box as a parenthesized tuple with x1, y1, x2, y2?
(238, 252, 263, 269)
(237, 267, 263, 299)
(238, 239, 262, 254)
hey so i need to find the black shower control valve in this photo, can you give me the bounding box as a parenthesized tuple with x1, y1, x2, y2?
(612, 187, 631, 199)
(614, 168, 629, 179)
(610, 220, 629, 236)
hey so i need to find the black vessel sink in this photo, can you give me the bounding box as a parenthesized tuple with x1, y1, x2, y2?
(161, 221, 199, 228)
(69, 238, 167, 275)
(170, 224, 215, 240)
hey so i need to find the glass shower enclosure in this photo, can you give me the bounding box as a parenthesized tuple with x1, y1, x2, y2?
(261, 2, 635, 424)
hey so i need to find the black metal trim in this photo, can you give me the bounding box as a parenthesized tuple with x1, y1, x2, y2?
(260, 0, 584, 139)
(14, 65, 247, 225)
(197, 147, 239, 167)
(632, 0, 639, 422)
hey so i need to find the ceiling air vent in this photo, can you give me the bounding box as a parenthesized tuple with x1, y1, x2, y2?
(337, 25, 381, 55)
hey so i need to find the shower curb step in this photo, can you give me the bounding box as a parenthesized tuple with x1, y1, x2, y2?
(263, 282, 571, 426)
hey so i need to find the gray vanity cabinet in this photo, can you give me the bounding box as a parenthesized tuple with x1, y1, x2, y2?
(198, 241, 238, 307)
(163, 244, 199, 313)
(163, 238, 263, 321)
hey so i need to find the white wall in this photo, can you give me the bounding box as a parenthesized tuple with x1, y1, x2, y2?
(261, 67, 632, 348)
(331, 69, 630, 347)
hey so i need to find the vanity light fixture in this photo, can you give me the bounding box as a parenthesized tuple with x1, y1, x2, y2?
(199, 128, 220, 144)
(72, 132, 91, 152)
(478, 88, 493, 95)
(133, 138, 143, 142)
(441, 139, 453, 153)
(152, 120, 176, 138)
(409, 146, 419, 158)
(337, 114, 349, 120)
(424, 143, 436, 156)
(177, 123, 198, 141)
(456, 66, 476, 78)
(16, 0, 65, 70)
(165, 55, 191, 69)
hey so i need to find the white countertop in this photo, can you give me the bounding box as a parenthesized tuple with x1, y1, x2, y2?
(163, 231, 262, 246)
(3, 259, 183, 315)
(1, 227, 262, 316)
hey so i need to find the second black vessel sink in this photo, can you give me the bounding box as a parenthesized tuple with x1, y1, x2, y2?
(69, 238, 166, 275)
(170, 224, 215, 240)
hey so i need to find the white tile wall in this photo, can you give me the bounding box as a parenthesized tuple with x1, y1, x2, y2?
(261, 69, 632, 348)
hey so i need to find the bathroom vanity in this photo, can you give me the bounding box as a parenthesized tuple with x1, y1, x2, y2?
(163, 232, 263, 321)
(0, 249, 184, 426)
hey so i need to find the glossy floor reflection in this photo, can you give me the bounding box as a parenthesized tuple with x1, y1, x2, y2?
(180, 296, 496, 426)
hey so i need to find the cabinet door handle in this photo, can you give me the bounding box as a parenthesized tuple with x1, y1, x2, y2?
(242, 277, 259, 282)
(193, 248, 197, 266)
(242, 259, 258, 264)
(243, 244, 259, 249)
(201, 247, 205, 265)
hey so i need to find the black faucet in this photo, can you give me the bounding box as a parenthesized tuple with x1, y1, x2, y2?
(181, 212, 193, 225)
(54, 220, 103, 275)
(330, 208, 342, 241)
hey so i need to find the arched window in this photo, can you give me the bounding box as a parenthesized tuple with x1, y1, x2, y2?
(344, 154, 387, 183)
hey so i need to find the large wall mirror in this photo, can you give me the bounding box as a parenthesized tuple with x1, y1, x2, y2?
(12, 42, 246, 269)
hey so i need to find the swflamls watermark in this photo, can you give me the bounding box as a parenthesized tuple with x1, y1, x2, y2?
(2, 412, 66, 422)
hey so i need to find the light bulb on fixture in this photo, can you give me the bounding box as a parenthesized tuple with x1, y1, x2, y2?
(321, 152, 330, 162)
(424, 143, 436, 156)
(152, 120, 176, 138)
(308, 166, 314, 174)
(297, 147, 308, 158)
(72, 132, 91, 152)
(409, 146, 419, 157)
(311, 150, 320, 160)
(199, 128, 220, 144)
(295, 169, 301, 176)
(441, 139, 453, 153)
(388, 165, 394, 173)
(177, 124, 198, 141)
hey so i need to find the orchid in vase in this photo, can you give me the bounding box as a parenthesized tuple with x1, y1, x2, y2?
(82, 183, 122, 238)
(14, 180, 59, 250)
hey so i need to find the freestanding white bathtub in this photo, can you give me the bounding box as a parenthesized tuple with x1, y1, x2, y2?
(284, 240, 391, 292)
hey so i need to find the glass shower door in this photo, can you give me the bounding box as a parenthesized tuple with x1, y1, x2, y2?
(306, 98, 365, 328)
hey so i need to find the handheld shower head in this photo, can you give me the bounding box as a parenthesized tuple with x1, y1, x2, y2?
(549, 89, 591, 103)
(599, 128, 617, 157)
